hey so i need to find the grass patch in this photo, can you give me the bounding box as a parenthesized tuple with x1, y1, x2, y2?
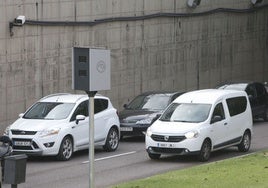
(113, 151, 268, 188)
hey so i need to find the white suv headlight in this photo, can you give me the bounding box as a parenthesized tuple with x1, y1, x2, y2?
(185, 131, 199, 139)
(39, 128, 61, 137)
(4, 125, 10, 136)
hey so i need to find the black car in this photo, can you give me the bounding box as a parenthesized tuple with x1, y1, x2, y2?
(119, 91, 184, 139)
(217, 82, 268, 121)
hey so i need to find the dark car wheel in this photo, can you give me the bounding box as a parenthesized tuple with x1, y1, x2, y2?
(198, 139, 211, 162)
(148, 153, 161, 160)
(57, 136, 73, 161)
(238, 131, 251, 152)
(103, 127, 119, 152)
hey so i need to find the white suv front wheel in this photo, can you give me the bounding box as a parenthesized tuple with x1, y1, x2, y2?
(57, 136, 73, 161)
(103, 127, 119, 152)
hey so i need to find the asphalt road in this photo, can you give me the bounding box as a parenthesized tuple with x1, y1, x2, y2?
(2, 121, 268, 188)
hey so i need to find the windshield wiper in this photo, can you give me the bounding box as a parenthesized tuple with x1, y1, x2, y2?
(44, 118, 54, 120)
(159, 119, 170, 122)
(174, 120, 200, 123)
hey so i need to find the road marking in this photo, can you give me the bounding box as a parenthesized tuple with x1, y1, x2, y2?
(82, 151, 137, 164)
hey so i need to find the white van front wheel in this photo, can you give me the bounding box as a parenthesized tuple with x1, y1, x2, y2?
(198, 139, 211, 162)
(238, 131, 251, 152)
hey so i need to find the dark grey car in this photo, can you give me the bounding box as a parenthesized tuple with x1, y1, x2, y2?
(217, 82, 268, 121)
(119, 91, 184, 139)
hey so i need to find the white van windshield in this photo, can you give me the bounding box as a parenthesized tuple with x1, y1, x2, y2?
(160, 103, 211, 123)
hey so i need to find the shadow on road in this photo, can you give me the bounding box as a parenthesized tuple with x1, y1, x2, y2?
(120, 136, 145, 142)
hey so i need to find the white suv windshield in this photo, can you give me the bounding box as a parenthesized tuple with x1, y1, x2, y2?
(160, 103, 211, 123)
(23, 102, 75, 120)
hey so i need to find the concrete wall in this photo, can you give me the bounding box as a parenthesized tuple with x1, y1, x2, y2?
(0, 0, 268, 132)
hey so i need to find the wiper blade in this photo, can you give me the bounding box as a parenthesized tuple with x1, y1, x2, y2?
(44, 118, 54, 120)
(174, 120, 199, 123)
(159, 119, 169, 122)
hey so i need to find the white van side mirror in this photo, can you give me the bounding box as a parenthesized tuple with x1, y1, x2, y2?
(211, 115, 222, 124)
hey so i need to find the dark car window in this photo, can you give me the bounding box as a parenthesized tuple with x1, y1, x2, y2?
(127, 94, 172, 111)
(255, 83, 266, 97)
(245, 85, 257, 98)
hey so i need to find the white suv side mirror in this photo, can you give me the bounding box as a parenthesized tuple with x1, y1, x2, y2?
(76, 115, 86, 124)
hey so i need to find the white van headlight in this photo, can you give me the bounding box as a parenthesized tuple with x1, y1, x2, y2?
(39, 128, 61, 137)
(146, 127, 153, 137)
(185, 131, 199, 139)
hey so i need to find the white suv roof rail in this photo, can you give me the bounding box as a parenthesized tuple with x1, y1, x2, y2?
(39, 93, 71, 101)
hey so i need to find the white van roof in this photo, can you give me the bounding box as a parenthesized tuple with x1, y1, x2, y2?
(174, 89, 247, 104)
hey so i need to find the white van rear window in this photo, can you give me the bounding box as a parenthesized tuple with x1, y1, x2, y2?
(226, 96, 247, 116)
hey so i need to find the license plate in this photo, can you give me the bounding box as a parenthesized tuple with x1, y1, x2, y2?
(157, 143, 174, 148)
(120, 127, 133, 132)
(14, 141, 31, 146)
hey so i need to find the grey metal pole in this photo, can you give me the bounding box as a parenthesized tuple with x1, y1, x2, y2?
(87, 91, 96, 188)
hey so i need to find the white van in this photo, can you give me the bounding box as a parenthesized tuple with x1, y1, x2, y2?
(145, 89, 253, 161)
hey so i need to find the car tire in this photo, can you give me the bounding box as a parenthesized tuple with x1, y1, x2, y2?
(198, 139, 211, 162)
(56, 136, 73, 161)
(103, 127, 119, 152)
(148, 153, 161, 160)
(238, 131, 251, 152)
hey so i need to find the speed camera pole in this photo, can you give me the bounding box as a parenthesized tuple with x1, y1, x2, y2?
(72, 47, 111, 188)
(87, 91, 96, 188)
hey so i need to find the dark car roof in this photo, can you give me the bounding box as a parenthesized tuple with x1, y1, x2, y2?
(138, 91, 183, 96)
(217, 81, 265, 91)
(217, 83, 248, 90)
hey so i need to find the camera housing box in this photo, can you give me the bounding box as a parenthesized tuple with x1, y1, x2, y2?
(72, 47, 111, 91)
(187, 0, 201, 8)
(15, 15, 26, 25)
(251, 0, 262, 4)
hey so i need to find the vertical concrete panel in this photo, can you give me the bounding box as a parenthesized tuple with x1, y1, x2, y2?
(0, 0, 268, 131)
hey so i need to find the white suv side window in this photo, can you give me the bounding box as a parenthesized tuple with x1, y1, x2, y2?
(70, 101, 88, 121)
(94, 99, 108, 114)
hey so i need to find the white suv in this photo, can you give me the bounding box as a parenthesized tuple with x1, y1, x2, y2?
(5, 93, 120, 160)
